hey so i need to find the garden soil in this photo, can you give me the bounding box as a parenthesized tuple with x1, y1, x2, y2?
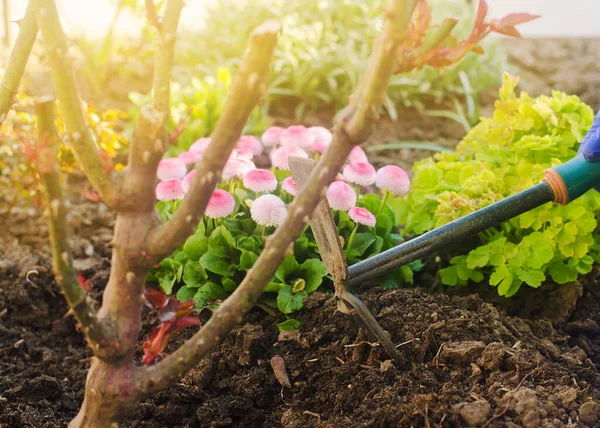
(2, 39, 600, 427)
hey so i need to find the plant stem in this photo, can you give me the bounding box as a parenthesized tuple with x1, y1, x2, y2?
(346, 223, 359, 250)
(0, 1, 38, 125)
(146, 20, 281, 261)
(32, 0, 122, 209)
(135, 0, 416, 397)
(376, 190, 390, 216)
(34, 97, 118, 360)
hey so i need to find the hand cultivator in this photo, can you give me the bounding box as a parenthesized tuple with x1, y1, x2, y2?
(291, 145, 600, 363)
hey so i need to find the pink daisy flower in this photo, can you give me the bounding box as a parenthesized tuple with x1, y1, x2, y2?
(280, 125, 314, 150)
(348, 206, 376, 227)
(250, 194, 287, 227)
(189, 137, 211, 154)
(182, 170, 197, 193)
(230, 147, 254, 160)
(309, 126, 332, 153)
(281, 177, 298, 196)
(205, 189, 235, 219)
(348, 146, 368, 164)
(222, 157, 256, 180)
(270, 146, 308, 171)
(261, 126, 285, 147)
(156, 178, 184, 201)
(243, 169, 277, 193)
(237, 135, 263, 156)
(342, 162, 376, 186)
(375, 165, 410, 196)
(178, 151, 202, 166)
(157, 158, 187, 180)
(326, 181, 357, 211)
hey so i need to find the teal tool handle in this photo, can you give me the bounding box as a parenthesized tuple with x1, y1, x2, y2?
(550, 154, 600, 203)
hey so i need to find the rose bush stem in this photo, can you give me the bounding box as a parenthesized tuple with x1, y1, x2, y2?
(32, 0, 122, 209)
(34, 98, 119, 361)
(0, 1, 38, 124)
(135, 0, 417, 397)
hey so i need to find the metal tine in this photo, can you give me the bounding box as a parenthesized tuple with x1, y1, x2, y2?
(288, 156, 403, 365)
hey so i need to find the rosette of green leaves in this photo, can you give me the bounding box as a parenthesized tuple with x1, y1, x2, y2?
(399, 73, 599, 296)
(150, 173, 418, 316)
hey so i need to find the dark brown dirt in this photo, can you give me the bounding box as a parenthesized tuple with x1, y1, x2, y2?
(1, 186, 600, 427)
(2, 38, 600, 427)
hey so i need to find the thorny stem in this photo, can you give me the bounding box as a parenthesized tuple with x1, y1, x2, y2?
(32, 0, 122, 209)
(135, 0, 414, 396)
(0, 1, 38, 125)
(34, 97, 118, 360)
(145, 20, 281, 262)
(151, 0, 184, 116)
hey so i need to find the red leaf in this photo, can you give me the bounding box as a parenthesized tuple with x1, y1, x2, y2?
(500, 13, 540, 27)
(98, 150, 113, 173)
(474, 0, 488, 28)
(171, 316, 201, 332)
(143, 288, 169, 309)
(490, 19, 523, 38)
(77, 274, 90, 292)
(83, 186, 101, 202)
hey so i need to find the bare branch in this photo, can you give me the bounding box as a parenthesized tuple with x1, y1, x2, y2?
(0, 1, 38, 125)
(151, 0, 184, 116)
(145, 20, 282, 261)
(32, 0, 122, 210)
(145, 0, 162, 31)
(34, 96, 119, 360)
(135, 0, 414, 396)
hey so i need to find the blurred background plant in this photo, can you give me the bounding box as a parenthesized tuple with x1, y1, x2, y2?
(183, 0, 506, 120)
(128, 67, 271, 156)
(0, 82, 129, 213)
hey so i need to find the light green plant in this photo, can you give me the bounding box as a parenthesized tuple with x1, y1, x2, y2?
(401, 73, 599, 297)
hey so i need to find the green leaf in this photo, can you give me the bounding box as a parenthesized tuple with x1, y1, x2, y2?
(183, 234, 209, 260)
(277, 319, 302, 331)
(277, 285, 306, 314)
(176, 286, 197, 302)
(222, 277, 237, 292)
(183, 261, 207, 288)
(275, 255, 300, 283)
(158, 274, 176, 295)
(208, 226, 238, 258)
(240, 250, 259, 270)
(466, 245, 490, 269)
(298, 259, 328, 293)
(518, 269, 545, 288)
(347, 233, 376, 256)
(194, 282, 228, 307)
(265, 282, 284, 292)
(200, 252, 234, 277)
(439, 266, 458, 286)
(292, 278, 306, 293)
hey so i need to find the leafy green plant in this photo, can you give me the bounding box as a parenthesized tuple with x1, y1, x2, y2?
(182, 0, 509, 119)
(401, 73, 599, 296)
(150, 126, 419, 317)
(129, 67, 270, 156)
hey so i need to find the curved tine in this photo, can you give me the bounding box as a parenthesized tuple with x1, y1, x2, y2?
(340, 290, 404, 366)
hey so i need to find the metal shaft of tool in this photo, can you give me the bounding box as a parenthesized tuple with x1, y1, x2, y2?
(347, 182, 556, 287)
